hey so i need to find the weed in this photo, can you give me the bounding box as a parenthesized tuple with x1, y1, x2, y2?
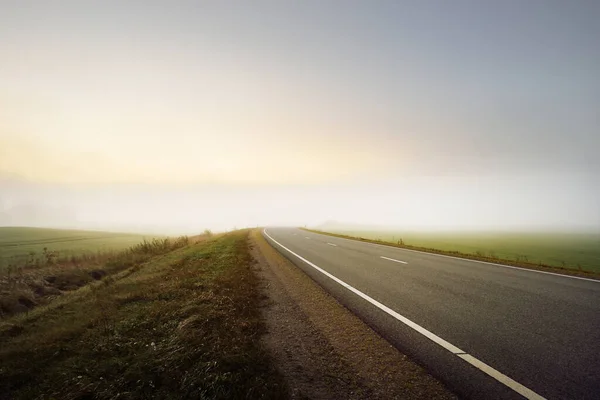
(515, 255, 529, 263)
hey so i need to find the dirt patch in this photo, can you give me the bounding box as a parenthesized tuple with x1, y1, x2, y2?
(250, 229, 457, 400)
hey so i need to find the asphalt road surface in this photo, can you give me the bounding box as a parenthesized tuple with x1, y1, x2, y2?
(263, 227, 600, 400)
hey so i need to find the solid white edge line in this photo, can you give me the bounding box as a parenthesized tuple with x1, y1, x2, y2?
(263, 230, 463, 354)
(380, 256, 408, 264)
(457, 355, 545, 400)
(327, 243, 337, 247)
(312, 231, 599, 283)
(264, 229, 547, 400)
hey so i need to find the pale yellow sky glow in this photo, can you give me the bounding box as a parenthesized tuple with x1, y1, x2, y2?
(1, 133, 390, 185)
(1, 2, 598, 232)
(1, 31, 399, 185)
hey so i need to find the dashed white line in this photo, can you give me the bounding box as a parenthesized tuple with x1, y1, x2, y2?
(305, 236, 310, 239)
(380, 256, 407, 264)
(310, 231, 598, 283)
(263, 229, 546, 400)
(327, 243, 337, 247)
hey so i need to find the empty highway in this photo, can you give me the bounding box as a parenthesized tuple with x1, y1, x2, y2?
(263, 228, 600, 400)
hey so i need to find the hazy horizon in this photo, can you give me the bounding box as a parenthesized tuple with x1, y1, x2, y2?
(1, 1, 599, 233)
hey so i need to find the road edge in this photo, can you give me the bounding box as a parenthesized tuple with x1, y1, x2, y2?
(250, 228, 457, 400)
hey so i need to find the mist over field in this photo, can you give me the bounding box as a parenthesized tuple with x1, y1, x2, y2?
(1, 175, 599, 234)
(1, 1, 599, 234)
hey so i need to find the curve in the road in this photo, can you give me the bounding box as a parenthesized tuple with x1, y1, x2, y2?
(264, 229, 545, 400)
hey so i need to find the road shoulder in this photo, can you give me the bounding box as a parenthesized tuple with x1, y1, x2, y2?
(249, 229, 456, 400)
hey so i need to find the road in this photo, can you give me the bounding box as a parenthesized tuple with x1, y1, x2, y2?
(263, 228, 600, 400)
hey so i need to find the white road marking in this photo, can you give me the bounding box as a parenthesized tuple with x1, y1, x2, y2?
(310, 231, 598, 283)
(457, 354, 544, 400)
(263, 229, 546, 400)
(380, 256, 407, 264)
(327, 243, 337, 247)
(305, 237, 310, 239)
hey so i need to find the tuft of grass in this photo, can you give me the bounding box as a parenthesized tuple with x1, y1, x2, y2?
(0, 230, 286, 399)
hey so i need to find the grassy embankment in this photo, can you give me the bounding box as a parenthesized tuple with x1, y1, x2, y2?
(0, 227, 182, 317)
(0, 229, 285, 399)
(307, 229, 600, 276)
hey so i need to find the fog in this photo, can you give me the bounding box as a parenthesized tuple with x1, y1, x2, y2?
(1, 174, 598, 234)
(1, 1, 599, 234)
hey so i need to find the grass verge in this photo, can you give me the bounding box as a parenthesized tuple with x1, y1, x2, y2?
(0, 237, 191, 318)
(0, 230, 286, 400)
(304, 229, 600, 280)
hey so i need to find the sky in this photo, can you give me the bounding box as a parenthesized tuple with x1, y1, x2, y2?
(1, 1, 599, 233)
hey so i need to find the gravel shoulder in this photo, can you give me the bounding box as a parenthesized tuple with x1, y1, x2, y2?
(249, 229, 456, 400)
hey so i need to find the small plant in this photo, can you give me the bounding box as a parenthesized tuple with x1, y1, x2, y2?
(25, 252, 37, 268)
(6, 264, 15, 279)
(42, 247, 59, 265)
(95, 297, 116, 347)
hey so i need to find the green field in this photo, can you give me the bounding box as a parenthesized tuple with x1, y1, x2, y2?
(0, 227, 154, 268)
(323, 230, 600, 273)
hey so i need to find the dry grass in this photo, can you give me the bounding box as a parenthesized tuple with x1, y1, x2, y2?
(0, 237, 191, 318)
(0, 230, 285, 399)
